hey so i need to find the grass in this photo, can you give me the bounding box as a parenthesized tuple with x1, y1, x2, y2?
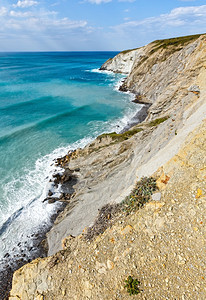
(125, 276, 141, 296)
(84, 177, 157, 241)
(122, 177, 157, 214)
(97, 128, 143, 143)
(149, 33, 203, 56)
(119, 47, 140, 55)
(83, 204, 121, 241)
(147, 116, 169, 127)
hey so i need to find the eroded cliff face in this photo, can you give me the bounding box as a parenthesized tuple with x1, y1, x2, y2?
(100, 47, 145, 74)
(9, 34, 206, 300)
(102, 34, 206, 120)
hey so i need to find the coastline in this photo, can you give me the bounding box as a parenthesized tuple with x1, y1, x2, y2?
(7, 34, 206, 300)
(1, 68, 144, 299)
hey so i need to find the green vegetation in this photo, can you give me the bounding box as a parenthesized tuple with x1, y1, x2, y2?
(150, 33, 203, 56)
(97, 127, 143, 142)
(119, 47, 140, 55)
(84, 177, 157, 241)
(154, 33, 203, 48)
(122, 177, 157, 214)
(125, 276, 141, 295)
(147, 116, 169, 127)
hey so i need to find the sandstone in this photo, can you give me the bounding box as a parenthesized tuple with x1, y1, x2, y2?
(145, 201, 165, 211)
(120, 225, 134, 235)
(154, 217, 165, 229)
(107, 260, 114, 270)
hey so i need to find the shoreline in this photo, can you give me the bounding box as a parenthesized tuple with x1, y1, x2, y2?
(7, 34, 206, 300)
(0, 200, 68, 300)
(1, 70, 145, 299)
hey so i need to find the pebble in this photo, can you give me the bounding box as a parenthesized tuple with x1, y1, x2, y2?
(152, 192, 162, 201)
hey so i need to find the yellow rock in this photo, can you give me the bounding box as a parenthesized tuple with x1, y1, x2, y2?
(156, 172, 170, 190)
(35, 295, 44, 300)
(145, 202, 165, 211)
(122, 248, 132, 258)
(196, 188, 203, 198)
(120, 225, 134, 235)
(107, 260, 114, 270)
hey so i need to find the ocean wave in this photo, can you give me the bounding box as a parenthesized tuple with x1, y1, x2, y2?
(0, 96, 53, 112)
(0, 136, 92, 261)
(90, 68, 115, 75)
(88, 101, 142, 135)
(0, 104, 94, 142)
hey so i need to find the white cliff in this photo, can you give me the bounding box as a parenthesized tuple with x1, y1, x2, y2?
(100, 47, 145, 74)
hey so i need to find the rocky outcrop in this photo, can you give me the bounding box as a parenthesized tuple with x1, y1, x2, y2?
(8, 34, 206, 299)
(102, 34, 205, 121)
(100, 47, 145, 74)
(9, 115, 206, 300)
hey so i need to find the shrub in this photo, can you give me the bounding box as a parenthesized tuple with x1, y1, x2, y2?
(125, 276, 141, 295)
(122, 177, 157, 213)
(147, 116, 169, 127)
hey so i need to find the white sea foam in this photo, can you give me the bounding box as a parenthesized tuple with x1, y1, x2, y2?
(90, 68, 114, 75)
(0, 136, 93, 260)
(0, 64, 139, 263)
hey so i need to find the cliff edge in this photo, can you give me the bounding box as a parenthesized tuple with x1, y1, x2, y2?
(8, 34, 206, 300)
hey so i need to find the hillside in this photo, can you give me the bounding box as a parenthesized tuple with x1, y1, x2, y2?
(9, 34, 206, 299)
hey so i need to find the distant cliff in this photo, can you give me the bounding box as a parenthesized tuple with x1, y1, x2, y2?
(100, 47, 143, 74)
(9, 34, 206, 300)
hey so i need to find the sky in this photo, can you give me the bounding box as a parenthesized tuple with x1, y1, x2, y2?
(0, 0, 206, 51)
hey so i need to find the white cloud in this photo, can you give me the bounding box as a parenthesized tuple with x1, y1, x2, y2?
(114, 5, 206, 30)
(10, 10, 33, 17)
(0, 4, 88, 36)
(13, 0, 38, 8)
(118, 0, 136, 2)
(0, 7, 7, 16)
(86, 0, 111, 4)
(86, 0, 135, 3)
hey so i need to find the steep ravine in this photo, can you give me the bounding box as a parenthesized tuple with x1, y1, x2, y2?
(8, 34, 206, 300)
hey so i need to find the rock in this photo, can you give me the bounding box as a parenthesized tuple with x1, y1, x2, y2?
(8, 34, 206, 300)
(120, 225, 134, 235)
(156, 173, 170, 190)
(48, 198, 57, 204)
(195, 188, 202, 198)
(145, 202, 165, 211)
(188, 84, 200, 93)
(107, 260, 114, 270)
(95, 261, 107, 274)
(151, 192, 162, 201)
(35, 295, 44, 300)
(154, 217, 165, 229)
(100, 47, 145, 74)
(48, 190, 53, 197)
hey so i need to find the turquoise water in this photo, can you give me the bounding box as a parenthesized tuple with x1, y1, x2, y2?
(0, 52, 140, 263)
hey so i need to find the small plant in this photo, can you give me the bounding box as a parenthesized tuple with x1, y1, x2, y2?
(122, 177, 157, 213)
(97, 128, 143, 143)
(120, 47, 140, 55)
(125, 276, 141, 295)
(147, 116, 169, 127)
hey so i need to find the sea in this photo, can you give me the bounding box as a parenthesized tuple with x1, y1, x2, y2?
(0, 52, 141, 282)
